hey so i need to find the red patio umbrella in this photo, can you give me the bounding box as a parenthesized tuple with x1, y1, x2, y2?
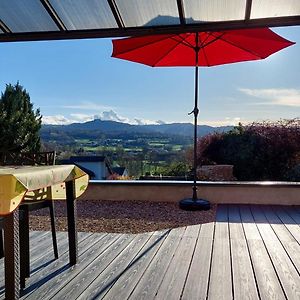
(112, 28, 295, 210)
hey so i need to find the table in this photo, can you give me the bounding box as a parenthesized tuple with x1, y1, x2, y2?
(0, 165, 89, 299)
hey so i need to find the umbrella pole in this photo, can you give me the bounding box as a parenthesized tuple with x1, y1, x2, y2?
(179, 34, 210, 211)
(192, 65, 199, 201)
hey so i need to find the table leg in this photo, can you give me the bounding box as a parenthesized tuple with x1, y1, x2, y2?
(19, 208, 30, 289)
(66, 180, 78, 265)
(4, 210, 20, 300)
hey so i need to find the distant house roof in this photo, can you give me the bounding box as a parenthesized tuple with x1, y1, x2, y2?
(66, 156, 113, 175)
(112, 167, 127, 176)
(69, 156, 106, 163)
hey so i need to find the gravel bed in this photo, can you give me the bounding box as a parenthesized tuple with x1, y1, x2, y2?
(29, 200, 217, 234)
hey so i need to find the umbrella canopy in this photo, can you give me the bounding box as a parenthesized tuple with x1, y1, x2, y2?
(112, 28, 295, 210)
(112, 28, 294, 67)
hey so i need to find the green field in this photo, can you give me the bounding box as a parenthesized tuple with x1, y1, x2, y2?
(83, 146, 116, 151)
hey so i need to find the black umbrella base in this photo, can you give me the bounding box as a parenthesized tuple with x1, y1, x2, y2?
(179, 198, 210, 211)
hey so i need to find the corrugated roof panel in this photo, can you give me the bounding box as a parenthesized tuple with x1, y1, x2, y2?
(0, 0, 58, 33)
(251, 0, 300, 19)
(0, 0, 300, 42)
(115, 0, 180, 27)
(183, 0, 247, 23)
(49, 0, 118, 30)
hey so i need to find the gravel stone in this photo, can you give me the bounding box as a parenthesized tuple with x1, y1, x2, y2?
(29, 200, 217, 234)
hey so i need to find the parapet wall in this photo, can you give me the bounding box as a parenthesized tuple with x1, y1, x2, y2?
(78, 180, 300, 205)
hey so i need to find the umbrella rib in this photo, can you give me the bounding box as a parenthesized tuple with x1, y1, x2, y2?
(200, 32, 214, 46)
(198, 34, 211, 67)
(113, 35, 179, 56)
(151, 36, 187, 66)
(210, 32, 264, 58)
(200, 32, 226, 50)
(170, 34, 195, 49)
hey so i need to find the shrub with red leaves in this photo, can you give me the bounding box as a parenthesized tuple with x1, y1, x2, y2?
(197, 119, 300, 181)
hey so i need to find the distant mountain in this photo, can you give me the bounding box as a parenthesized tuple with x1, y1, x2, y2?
(65, 119, 137, 132)
(42, 119, 232, 137)
(144, 123, 232, 137)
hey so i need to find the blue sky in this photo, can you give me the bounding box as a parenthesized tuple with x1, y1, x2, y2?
(0, 25, 299, 126)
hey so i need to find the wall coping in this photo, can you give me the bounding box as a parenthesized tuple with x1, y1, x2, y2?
(89, 180, 300, 187)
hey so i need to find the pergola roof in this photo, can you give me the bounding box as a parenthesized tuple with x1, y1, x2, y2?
(0, 0, 300, 42)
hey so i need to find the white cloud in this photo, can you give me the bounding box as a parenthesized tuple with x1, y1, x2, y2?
(42, 115, 73, 125)
(95, 110, 163, 125)
(199, 117, 247, 126)
(70, 113, 94, 122)
(62, 101, 113, 111)
(239, 88, 300, 107)
(101, 110, 130, 123)
(42, 110, 162, 125)
(133, 118, 161, 125)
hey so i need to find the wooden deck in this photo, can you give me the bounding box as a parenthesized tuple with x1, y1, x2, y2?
(1, 204, 300, 299)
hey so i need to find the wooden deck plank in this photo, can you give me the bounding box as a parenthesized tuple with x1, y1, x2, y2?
(214, 204, 229, 239)
(247, 239, 286, 300)
(261, 206, 295, 242)
(262, 206, 300, 275)
(284, 206, 300, 225)
(76, 233, 152, 300)
(29, 231, 54, 252)
(22, 232, 109, 299)
(0, 231, 51, 295)
(1, 205, 300, 300)
(0, 232, 95, 300)
(228, 204, 245, 239)
(208, 238, 232, 300)
(240, 205, 285, 300)
(102, 231, 169, 300)
(182, 224, 214, 300)
(208, 204, 232, 300)
(197, 222, 214, 239)
(0, 231, 69, 293)
(272, 205, 300, 243)
(292, 206, 300, 218)
(228, 205, 259, 300)
(28, 232, 93, 280)
(128, 226, 186, 300)
(251, 205, 300, 300)
(155, 225, 200, 300)
(0, 232, 53, 280)
(239, 205, 261, 240)
(231, 239, 259, 300)
(26, 233, 124, 300)
(29, 232, 66, 264)
(29, 231, 49, 247)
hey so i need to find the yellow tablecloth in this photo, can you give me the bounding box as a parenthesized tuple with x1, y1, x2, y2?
(0, 165, 88, 215)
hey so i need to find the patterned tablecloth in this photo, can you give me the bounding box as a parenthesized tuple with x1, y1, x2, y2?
(0, 164, 88, 215)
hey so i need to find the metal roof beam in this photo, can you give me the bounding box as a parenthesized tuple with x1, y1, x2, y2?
(107, 0, 125, 28)
(245, 0, 253, 21)
(0, 19, 11, 33)
(177, 0, 186, 25)
(40, 0, 67, 31)
(1, 16, 300, 43)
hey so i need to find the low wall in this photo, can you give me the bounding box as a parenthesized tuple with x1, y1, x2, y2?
(79, 180, 300, 206)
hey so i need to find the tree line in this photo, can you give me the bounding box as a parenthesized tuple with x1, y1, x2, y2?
(1, 83, 299, 181)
